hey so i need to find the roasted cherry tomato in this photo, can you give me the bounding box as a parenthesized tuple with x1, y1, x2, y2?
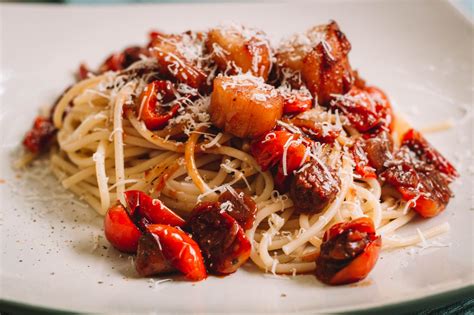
(363, 131, 394, 172)
(381, 160, 452, 218)
(378, 128, 455, 218)
(124, 190, 185, 229)
(330, 87, 380, 133)
(138, 80, 180, 130)
(251, 130, 307, 172)
(186, 202, 251, 275)
(401, 129, 458, 180)
(135, 233, 175, 277)
(282, 91, 313, 115)
(316, 217, 381, 285)
(104, 204, 142, 253)
(76, 63, 91, 81)
(352, 131, 394, 179)
(365, 86, 394, 132)
(146, 224, 207, 281)
(274, 139, 308, 192)
(23, 116, 56, 154)
(331, 86, 393, 134)
(250, 130, 295, 171)
(291, 117, 340, 144)
(99, 46, 148, 73)
(351, 138, 377, 179)
(251, 129, 309, 191)
(218, 189, 257, 230)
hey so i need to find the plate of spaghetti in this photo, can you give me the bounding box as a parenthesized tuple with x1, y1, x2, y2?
(1, 1, 472, 314)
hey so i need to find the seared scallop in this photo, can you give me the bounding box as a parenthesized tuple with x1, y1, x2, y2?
(150, 32, 209, 91)
(209, 75, 283, 138)
(275, 21, 353, 104)
(206, 25, 272, 80)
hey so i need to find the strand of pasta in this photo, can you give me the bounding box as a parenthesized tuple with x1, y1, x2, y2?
(113, 83, 136, 205)
(184, 129, 216, 197)
(93, 140, 110, 214)
(53, 74, 109, 128)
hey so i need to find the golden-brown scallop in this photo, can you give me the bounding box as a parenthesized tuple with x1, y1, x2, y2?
(275, 21, 353, 105)
(209, 75, 283, 138)
(275, 25, 326, 88)
(150, 32, 209, 91)
(206, 25, 272, 80)
(301, 21, 353, 105)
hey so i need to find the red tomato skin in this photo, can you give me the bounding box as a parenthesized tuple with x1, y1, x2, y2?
(101, 53, 124, 72)
(365, 86, 394, 132)
(401, 129, 458, 179)
(146, 224, 207, 281)
(331, 86, 394, 134)
(214, 226, 252, 275)
(23, 116, 56, 154)
(317, 217, 381, 285)
(138, 80, 180, 130)
(251, 130, 307, 175)
(350, 139, 377, 180)
(185, 202, 252, 275)
(329, 236, 381, 285)
(77, 63, 91, 81)
(104, 204, 142, 253)
(283, 95, 312, 115)
(397, 186, 446, 218)
(274, 141, 308, 192)
(325, 217, 376, 240)
(124, 190, 185, 227)
(250, 130, 294, 171)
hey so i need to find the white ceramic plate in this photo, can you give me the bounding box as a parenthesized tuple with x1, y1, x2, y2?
(0, 1, 473, 313)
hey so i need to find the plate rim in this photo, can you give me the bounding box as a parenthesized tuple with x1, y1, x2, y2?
(1, 284, 472, 314)
(1, 1, 472, 314)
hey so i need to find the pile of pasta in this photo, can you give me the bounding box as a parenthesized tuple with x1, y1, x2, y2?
(21, 21, 457, 281)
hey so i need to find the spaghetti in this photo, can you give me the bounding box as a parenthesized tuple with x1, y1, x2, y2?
(21, 21, 457, 284)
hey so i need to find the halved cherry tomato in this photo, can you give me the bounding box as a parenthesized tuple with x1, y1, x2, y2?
(135, 233, 176, 277)
(100, 53, 124, 72)
(99, 46, 148, 73)
(401, 129, 458, 180)
(291, 117, 340, 144)
(282, 91, 313, 115)
(351, 139, 377, 179)
(331, 86, 394, 134)
(251, 129, 309, 191)
(274, 139, 308, 192)
(365, 86, 394, 133)
(218, 189, 257, 230)
(331, 87, 381, 133)
(138, 80, 180, 130)
(381, 161, 452, 218)
(316, 217, 381, 285)
(124, 190, 185, 228)
(186, 202, 251, 275)
(76, 63, 91, 81)
(250, 130, 295, 171)
(250, 130, 307, 172)
(23, 116, 56, 154)
(146, 224, 207, 281)
(147, 30, 164, 48)
(104, 204, 141, 253)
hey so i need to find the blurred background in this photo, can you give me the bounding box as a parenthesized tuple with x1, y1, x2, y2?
(0, 0, 472, 13)
(0, 0, 472, 21)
